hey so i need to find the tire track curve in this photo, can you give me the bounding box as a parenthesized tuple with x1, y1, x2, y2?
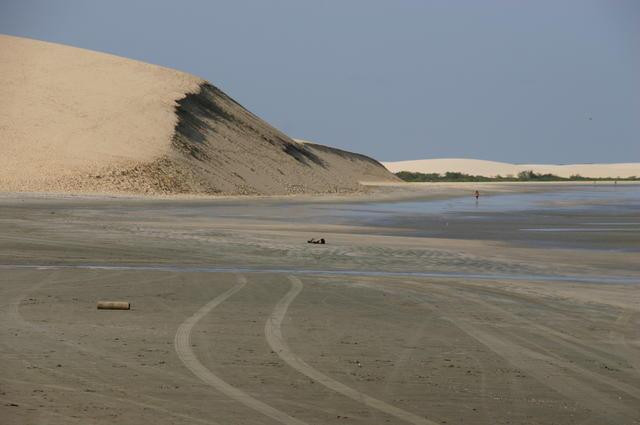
(265, 275, 438, 425)
(2, 377, 219, 425)
(174, 275, 308, 425)
(406, 288, 640, 424)
(612, 310, 640, 379)
(418, 287, 640, 401)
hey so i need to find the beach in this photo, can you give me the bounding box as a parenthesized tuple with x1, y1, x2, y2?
(1, 183, 639, 424)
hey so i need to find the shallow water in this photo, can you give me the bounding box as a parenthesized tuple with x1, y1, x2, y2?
(324, 185, 640, 252)
(1, 263, 637, 284)
(161, 185, 640, 251)
(326, 184, 640, 216)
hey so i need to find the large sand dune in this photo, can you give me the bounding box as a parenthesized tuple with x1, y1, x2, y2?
(0, 35, 397, 195)
(384, 158, 640, 179)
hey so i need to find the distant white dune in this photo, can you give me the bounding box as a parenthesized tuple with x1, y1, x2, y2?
(383, 158, 640, 179)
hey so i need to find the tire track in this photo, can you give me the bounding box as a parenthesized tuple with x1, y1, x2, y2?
(265, 275, 438, 425)
(611, 310, 640, 378)
(400, 278, 639, 390)
(441, 283, 626, 362)
(174, 275, 308, 425)
(3, 270, 216, 412)
(414, 296, 640, 423)
(448, 318, 639, 422)
(1, 377, 219, 425)
(417, 285, 640, 401)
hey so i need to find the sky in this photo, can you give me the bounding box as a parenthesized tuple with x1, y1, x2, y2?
(1, 0, 638, 163)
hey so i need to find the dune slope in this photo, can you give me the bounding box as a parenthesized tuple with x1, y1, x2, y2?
(0, 35, 397, 195)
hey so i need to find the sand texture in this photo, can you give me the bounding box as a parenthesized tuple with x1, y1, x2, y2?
(384, 158, 640, 178)
(0, 34, 397, 195)
(0, 186, 639, 424)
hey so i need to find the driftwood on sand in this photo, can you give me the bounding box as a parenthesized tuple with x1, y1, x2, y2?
(97, 301, 131, 310)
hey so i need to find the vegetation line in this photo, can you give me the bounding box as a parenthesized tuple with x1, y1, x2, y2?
(395, 170, 640, 183)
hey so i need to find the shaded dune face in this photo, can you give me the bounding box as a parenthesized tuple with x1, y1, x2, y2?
(154, 81, 397, 195)
(0, 34, 397, 196)
(67, 81, 398, 196)
(173, 84, 324, 167)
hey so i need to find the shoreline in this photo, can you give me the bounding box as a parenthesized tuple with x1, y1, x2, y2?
(2, 180, 636, 205)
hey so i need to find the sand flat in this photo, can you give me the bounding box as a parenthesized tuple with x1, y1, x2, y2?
(1, 186, 639, 424)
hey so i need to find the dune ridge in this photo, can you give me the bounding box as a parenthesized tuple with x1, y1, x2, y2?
(384, 158, 640, 179)
(0, 34, 397, 195)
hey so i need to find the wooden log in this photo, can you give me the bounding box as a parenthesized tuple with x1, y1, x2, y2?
(97, 301, 130, 310)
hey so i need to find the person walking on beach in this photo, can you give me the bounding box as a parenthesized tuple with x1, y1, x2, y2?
(474, 190, 480, 200)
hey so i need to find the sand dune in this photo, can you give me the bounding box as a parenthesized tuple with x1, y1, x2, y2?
(384, 158, 640, 179)
(0, 35, 397, 195)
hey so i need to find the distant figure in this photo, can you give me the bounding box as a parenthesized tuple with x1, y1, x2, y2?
(307, 238, 326, 244)
(474, 190, 480, 200)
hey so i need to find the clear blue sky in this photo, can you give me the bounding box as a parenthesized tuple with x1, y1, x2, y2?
(1, 0, 638, 163)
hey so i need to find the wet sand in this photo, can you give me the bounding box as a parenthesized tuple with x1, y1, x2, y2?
(1, 186, 639, 424)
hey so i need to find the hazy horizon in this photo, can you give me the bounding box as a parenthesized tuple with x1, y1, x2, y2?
(1, 0, 638, 163)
